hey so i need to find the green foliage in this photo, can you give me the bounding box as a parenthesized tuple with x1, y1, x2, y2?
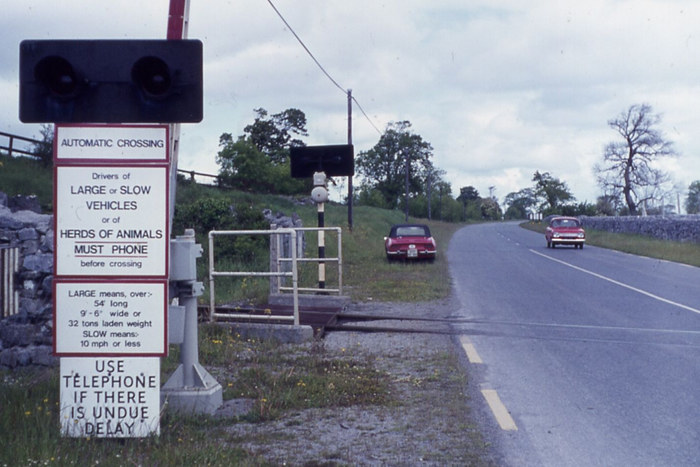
(173, 195, 268, 264)
(532, 170, 574, 212)
(215, 108, 311, 195)
(480, 197, 503, 220)
(244, 107, 308, 164)
(504, 188, 536, 219)
(31, 124, 54, 167)
(216, 135, 310, 195)
(457, 186, 480, 203)
(0, 154, 53, 210)
(356, 120, 434, 209)
(560, 202, 597, 217)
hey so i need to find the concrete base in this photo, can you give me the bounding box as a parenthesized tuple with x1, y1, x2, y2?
(161, 363, 223, 415)
(268, 293, 351, 310)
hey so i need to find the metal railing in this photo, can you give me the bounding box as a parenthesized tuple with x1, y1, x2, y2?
(1, 246, 19, 318)
(208, 229, 299, 324)
(276, 227, 343, 295)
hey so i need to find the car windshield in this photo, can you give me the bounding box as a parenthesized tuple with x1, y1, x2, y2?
(552, 218, 580, 228)
(395, 226, 429, 237)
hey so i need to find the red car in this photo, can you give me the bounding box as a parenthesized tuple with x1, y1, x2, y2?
(384, 224, 437, 261)
(545, 216, 585, 249)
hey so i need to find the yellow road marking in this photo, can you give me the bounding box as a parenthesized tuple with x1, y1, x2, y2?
(459, 335, 483, 364)
(482, 389, 518, 431)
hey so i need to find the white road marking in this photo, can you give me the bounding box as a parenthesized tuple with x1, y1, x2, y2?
(482, 389, 518, 431)
(529, 249, 700, 316)
(459, 335, 483, 363)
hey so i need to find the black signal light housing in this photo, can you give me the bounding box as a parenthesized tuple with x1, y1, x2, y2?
(19, 39, 203, 123)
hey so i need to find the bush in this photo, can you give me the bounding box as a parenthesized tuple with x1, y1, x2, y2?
(173, 197, 269, 263)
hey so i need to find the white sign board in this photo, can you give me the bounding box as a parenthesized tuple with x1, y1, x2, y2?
(60, 357, 160, 438)
(54, 280, 167, 356)
(55, 125, 168, 162)
(55, 165, 168, 277)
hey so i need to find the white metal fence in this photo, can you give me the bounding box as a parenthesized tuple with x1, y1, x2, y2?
(208, 228, 300, 324)
(207, 226, 344, 325)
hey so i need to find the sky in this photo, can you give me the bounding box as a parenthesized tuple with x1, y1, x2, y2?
(2, 0, 699, 210)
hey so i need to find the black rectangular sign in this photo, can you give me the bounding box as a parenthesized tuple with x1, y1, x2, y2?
(290, 144, 354, 178)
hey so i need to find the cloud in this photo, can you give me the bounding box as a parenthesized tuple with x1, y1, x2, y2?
(3, 0, 700, 210)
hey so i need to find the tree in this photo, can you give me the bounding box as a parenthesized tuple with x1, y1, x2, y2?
(504, 188, 536, 219)
(532, 170, 574, 214)
(216, 108, 311, 195)
(216, 135, 272, 192)
(595, 194, 621, 216)
(457, 186, 480, 219)
(595, 104, 677, 215)
(356, 121, 434, 210)
(31, 124, 53, 167)
(686, 180, 700, 214)
(480, 197, 503, 220)
(243, 108, 308, 164)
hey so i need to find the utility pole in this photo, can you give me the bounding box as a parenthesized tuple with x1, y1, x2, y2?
(404, 151, 409, 222)
(347, 89, 353, 230)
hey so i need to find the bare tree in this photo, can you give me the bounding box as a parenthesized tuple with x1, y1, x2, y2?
(595, 104, 677, 215)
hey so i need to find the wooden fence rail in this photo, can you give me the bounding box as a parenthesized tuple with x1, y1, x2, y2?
(0, 131, 41, 158)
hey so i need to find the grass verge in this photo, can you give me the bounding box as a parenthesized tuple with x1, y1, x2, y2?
(0, 325, 392, 466)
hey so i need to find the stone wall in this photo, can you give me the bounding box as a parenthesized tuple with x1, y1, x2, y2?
(580, 215, 700, 243)
(0, 194, 56, 368)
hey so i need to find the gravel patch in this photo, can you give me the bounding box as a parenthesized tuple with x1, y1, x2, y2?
(216, 298, 498, 466)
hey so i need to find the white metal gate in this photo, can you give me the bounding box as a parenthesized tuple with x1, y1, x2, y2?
(208, 228, 300, 324)
(207, 226, 344, 325)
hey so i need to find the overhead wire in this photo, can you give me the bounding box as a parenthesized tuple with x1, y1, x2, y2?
(265, 0, 383, 136)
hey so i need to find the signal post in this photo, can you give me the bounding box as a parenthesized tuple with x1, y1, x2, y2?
(19, 8, 221, 437)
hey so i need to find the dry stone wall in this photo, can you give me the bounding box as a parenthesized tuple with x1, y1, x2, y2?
(0, 193, 56, 368)
(580, 215, 700, 243)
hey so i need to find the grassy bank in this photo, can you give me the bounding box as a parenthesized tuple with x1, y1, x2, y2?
(0, 154, 52, 210)
(174, 181, 461, 305)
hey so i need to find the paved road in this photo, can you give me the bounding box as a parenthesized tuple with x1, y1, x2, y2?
(448, 222, 700, 467)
